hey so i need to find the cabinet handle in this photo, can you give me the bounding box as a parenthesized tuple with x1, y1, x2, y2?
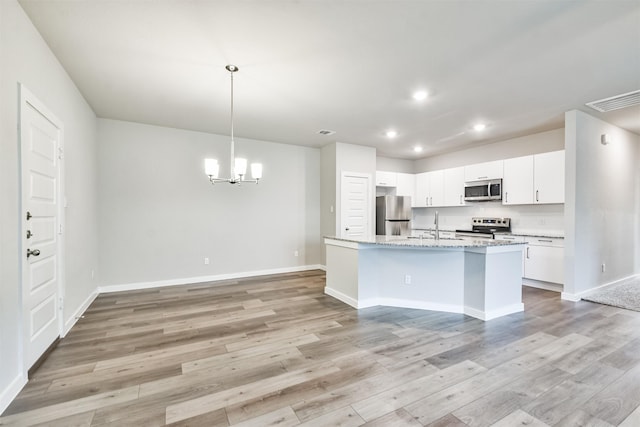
(526, 247, 530, 259)
(460, 195, 462, 204)
(505, 192, 508, 203)
(503, 237, 515, 240)
(426, 197, 429, 206)
(478, 176, 488, 180)
(538, 239, 553, 243)
(536, 190, 539, 202)
(430, 197, 433, 205)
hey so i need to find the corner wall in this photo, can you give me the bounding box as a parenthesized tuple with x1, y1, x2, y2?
(0, 0, 98, 413)
(97, 119, 321, 287)
(564, 110, 640, 299)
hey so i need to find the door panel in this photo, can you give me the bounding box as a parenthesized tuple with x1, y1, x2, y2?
(21, 86, 63, 369)
(341, 173, 371, 238)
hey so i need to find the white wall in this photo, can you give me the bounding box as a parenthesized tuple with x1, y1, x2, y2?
(376, 156, 414, 173)
(414, 128, 564, 172)
(97, 119, 321, 287)
(0, 0, 98, 413)
(564, 110, 640, 299)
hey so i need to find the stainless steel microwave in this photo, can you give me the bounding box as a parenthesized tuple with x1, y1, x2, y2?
(464, 179, 502, 201)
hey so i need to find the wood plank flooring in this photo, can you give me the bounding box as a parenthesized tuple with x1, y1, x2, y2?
(3, 270, 640, 426)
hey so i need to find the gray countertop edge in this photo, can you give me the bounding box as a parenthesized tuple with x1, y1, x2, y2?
(324, 235, 526, 248)
(412, 228, 564, 239)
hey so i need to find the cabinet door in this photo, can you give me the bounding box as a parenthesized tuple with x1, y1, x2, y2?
(534, 150, 564, 204)
(524, 243, 564, 284)
(428, 170, 445, 207)
(443, 167, 466, 206)
(396, 173, 416, 199)
(503, 156, 534, 205)
(464, 160, 504, 182)
(375, 171, 397, 187)
(414, 172, 429, 207)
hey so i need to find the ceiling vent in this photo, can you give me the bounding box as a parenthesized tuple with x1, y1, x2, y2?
(317, 129, 336, 136)
(586, 89, 640, 112)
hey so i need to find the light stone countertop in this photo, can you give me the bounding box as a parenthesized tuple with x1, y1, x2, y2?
(325, 235, 525, 248)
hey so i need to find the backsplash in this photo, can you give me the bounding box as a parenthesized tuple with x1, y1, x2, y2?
(412, 202, 564, 235)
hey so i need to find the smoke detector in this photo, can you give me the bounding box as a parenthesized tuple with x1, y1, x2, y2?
(586, 89, 640, 112)
(317, 129, 336, 136)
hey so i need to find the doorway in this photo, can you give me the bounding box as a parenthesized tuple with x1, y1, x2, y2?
(19, 84, 64, 371)
(340, 172, 372, 238)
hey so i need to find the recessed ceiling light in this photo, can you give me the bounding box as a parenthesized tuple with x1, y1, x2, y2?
(413, 91, 428, 101)
(414, 146, 423, 153)
(385, 130, 398, 138)
(473, 123, 486, 131)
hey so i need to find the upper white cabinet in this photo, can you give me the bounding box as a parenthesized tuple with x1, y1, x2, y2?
(414, 171, 444, 207)
(375, 171, 397, 187)
(414, 172, 429, 207)
(429, 170, 445, 207)
(464, 160, 503, 182)
(503, 156, 534, 205)
(443, 167, 466, 206)
(396, 173, 415, 199)
(534, 150, 564, 204)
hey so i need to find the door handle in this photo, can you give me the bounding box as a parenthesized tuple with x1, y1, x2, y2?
(27, 248, 41, 258)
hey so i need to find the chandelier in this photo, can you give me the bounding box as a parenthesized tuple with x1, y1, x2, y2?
(205, 65, 262, 185)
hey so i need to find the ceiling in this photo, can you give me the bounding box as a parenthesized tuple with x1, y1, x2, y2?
(18, 0, 640, 159)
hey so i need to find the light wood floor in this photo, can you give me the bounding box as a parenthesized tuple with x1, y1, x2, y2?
(3, 270, 640, 426)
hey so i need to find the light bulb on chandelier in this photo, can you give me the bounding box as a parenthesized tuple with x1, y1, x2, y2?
(205, 65, 262, 185)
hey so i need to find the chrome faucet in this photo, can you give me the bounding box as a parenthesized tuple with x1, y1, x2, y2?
(434, 210, 439, 240)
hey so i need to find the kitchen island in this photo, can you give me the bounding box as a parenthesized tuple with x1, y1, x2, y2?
(324, 235, 526, 321)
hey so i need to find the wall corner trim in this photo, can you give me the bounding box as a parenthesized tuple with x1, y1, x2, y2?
(0, 374, 27, 416)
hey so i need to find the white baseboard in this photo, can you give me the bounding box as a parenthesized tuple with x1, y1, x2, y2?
(0, 374, 26, 416)
(99, 265, 325, 294)
(63, 290, 98, 336)
(324, 287, 359, 308)
(523, 279, 563, 293)
(465, 303, 524, 321)
(564, 273, 640, 302)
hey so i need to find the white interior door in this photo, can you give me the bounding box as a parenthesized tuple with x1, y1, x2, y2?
(340, 172, 371, 238)
(20, 85, 64, 370)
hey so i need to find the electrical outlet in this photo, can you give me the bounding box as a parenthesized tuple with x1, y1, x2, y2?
(91, 269, 95, 280)
(330, 205, 334, 213)
(294, 250, 299, 257)
(204, 257, 210, 265)
(404, 274, 412, 285)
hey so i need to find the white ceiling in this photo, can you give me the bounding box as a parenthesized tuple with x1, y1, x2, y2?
(19, 0, 640, 159)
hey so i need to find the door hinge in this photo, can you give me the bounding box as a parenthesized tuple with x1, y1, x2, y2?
(58, 147, 64, 160)
(58, 296, 64, 311)
(58, 223, 63, 235)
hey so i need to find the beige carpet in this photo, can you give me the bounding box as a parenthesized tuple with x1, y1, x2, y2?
(583, 277, 640, 312)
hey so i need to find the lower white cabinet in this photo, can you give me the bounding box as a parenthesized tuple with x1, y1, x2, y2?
(523, 237, 564, 284)
(494, 235, 564, 284)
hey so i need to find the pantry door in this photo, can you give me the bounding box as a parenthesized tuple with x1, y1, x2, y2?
(340, 172, 372, 238)
(20, 84, 64, 370)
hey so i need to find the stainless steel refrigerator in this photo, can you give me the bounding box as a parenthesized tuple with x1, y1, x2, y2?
(376, 196, 411, 235)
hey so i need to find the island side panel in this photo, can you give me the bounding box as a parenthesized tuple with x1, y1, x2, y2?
(325, 241, 360, 308)
(464, 245, 525, 320)
(358, 247, 465, 312)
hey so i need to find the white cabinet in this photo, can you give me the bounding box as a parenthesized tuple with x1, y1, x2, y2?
(414, 171, 444, 207)
(428, 170, 445, 207)
(464, 160, 503, 182)
(534, 150, 564, 204)
(396, 173, 415, 199)
(414, 172, 429, 207)
(524, 237, 564, 284)
(375, 171, 397, 187)
(443, 167, 466, 207)
(503, 156, 534, 205)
